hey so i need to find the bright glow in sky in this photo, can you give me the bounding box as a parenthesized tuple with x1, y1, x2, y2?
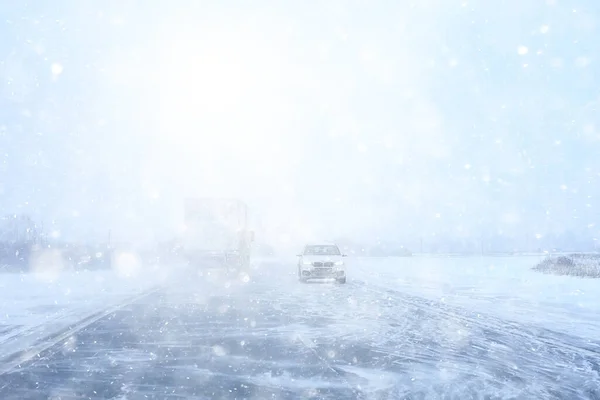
(1, 0, 599, 246)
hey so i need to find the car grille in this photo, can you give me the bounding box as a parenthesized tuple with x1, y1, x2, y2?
(312, 261, 334, 267)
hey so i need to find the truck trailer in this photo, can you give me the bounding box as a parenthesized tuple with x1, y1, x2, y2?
(182, 198, 254, 272)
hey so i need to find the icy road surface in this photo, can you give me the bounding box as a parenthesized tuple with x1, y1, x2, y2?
(0, 257, 599, 399)
(0, 267, 167, 363)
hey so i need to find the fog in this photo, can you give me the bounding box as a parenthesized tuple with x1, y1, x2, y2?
(1, 0, 599, 249)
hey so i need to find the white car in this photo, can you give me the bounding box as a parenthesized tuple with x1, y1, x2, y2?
(297, 243, 347, 284)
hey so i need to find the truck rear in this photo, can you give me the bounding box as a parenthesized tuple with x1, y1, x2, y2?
(182, 198, 254, 272)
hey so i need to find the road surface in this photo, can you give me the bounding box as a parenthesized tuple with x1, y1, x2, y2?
(1, 261, 599, 399)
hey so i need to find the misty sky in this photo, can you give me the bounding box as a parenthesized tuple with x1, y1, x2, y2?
(1, 0, 599, 245)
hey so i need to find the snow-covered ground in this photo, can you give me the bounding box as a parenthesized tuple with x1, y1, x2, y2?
(3, 254, 597, 361)
(0, 259, 174, 361)
(1, 255, 599, 398)
(349, 255, 600, 340)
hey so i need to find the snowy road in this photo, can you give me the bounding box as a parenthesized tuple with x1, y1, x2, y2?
(1, 258, 600, 399)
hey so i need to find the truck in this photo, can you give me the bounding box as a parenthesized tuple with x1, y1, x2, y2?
(182, 198, 254, 272)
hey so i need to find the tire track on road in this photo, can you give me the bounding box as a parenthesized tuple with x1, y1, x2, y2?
(356, 281, 600, 359)
(351, 280, 600, 399)
(271, 273, 600, 398)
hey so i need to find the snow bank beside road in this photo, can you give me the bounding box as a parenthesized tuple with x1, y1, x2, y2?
(0, 263, 173, 362)
(533, 254, 600, 278)
(351, 256, 600, 340)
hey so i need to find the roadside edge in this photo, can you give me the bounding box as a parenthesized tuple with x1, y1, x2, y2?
(0, 285, 161, 375)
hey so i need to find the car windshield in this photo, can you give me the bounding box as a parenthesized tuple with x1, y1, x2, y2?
(304, 245, 341, 256)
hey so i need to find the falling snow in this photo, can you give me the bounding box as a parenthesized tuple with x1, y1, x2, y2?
(1, 1, 600, 398)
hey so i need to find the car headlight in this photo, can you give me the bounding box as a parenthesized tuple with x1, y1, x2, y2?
(302, 259, 312, 265)
(334, 260, 344, 266)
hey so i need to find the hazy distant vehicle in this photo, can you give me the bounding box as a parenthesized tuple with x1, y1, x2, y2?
(297, 243, 347, 284)
(182, 198, 254, 273)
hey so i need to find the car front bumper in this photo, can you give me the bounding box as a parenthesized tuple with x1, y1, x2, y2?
(300, 267, 345, 279)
